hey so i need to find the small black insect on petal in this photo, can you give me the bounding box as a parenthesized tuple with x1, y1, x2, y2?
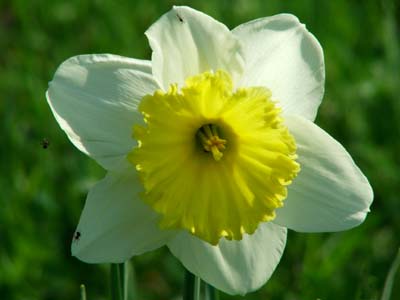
(176, 13, 184, 23)
(73, 231, 81, 241)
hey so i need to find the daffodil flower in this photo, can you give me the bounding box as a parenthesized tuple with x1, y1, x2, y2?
(46, 6, 373, 295)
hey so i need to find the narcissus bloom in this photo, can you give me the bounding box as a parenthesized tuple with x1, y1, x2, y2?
(46, 6, 373, 295)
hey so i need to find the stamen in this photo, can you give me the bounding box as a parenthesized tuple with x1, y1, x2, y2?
(197, 124, 227, 161)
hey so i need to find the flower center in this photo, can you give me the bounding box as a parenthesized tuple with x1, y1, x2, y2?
(128, 70, 300, 245)
(196, 124, 227, 161)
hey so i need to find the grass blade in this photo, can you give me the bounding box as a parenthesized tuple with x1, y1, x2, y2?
(381, 248, 400, 300)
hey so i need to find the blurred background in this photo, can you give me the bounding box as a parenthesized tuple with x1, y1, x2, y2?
(1, 0, 399, 299)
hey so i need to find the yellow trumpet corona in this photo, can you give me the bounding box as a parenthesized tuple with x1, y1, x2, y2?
(128, 70, 300, 244)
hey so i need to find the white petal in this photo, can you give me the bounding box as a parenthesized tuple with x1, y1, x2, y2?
(47, 54, 160, 171)
(146, 6, 244, 89)
(233, 14, 325, 121)
(274, 115, 373, 232)
(72, 170, 175, 263)
(167, 222, 286, 295)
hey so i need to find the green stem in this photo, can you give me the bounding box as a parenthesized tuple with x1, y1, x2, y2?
(120, 262, 128, 300)
(205, 283, 219, 300)
(183, 269, 195, 300)
(80, 284, 87, 300)
(194, 276, 201, 300)
(111, 263, 125, 300)
(184, 269, 213, 300)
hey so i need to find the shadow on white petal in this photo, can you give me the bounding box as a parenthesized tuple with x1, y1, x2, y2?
(72, 170, 176, 263)
(274, 115, 373, 232)
(168, 222, 287, 295)
(233, 14, 325, 121)
(146, 6, 244, 90)
(47, 54, 160, 171)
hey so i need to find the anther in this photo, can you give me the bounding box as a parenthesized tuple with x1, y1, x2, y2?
(196, 124, 227, 161)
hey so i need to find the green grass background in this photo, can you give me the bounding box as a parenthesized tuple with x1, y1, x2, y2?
(1, 0, 399, 299)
